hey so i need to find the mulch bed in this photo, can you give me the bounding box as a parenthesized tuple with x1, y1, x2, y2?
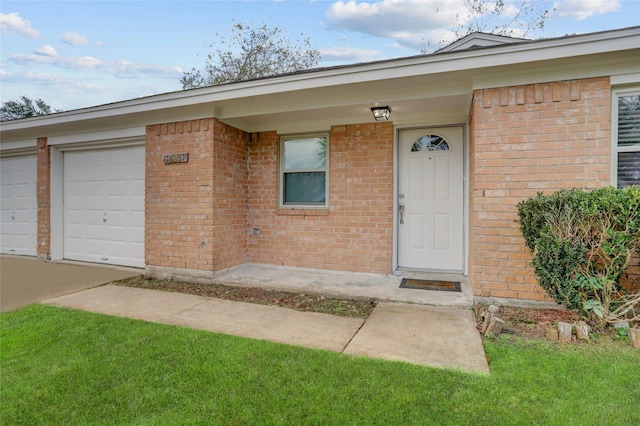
(493, 306, 582, 340)
(115, 275, 377, 318)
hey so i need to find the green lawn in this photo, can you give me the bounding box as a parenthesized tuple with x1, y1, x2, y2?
(1, 305, 639, 425)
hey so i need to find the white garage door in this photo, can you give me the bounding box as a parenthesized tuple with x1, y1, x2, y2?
(1, 154, 38, 256)
(63, 145, 144, 268)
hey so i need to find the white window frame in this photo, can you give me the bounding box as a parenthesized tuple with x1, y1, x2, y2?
(278, 133, 329, 208)
(610, 87, 640, 188)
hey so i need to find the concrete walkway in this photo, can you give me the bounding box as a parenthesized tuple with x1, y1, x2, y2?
(42, 284, 489, 373)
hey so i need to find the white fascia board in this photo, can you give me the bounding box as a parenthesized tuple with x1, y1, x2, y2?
(47, 127, 145, 147)
(471, 54, 640, 90)
(0, 139, 38, 156)
(0, 138, 37, 152)
(611, 72, 640, 86)
(1, 27, 638, 134)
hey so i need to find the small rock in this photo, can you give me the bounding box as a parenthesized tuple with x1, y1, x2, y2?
(546, 327, 559, 341)
(558, 321, 573, 343)
(484, 316, 505, 336)
(481, 313, 494, 334)
(488, 305, 500, 314)
(628, 328, 640, 350)
(575, 321, 590, 341)
(475, 304, 486, 322)
(483, 310, 494, 321)
(613, 322, 630, 330)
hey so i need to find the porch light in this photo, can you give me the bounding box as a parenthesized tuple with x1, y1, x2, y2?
(371, 106, 391, 121)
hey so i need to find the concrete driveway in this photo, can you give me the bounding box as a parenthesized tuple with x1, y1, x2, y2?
(0, 256, 141, 312)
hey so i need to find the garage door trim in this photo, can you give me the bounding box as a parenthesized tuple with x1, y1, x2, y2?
(50, 140, 145, 267)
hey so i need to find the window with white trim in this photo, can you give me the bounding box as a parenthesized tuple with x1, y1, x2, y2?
(612, 89, 640, 188)
(279, 134, 328, 207)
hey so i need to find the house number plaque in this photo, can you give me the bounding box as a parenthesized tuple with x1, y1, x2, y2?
(164, 153, 189, 164)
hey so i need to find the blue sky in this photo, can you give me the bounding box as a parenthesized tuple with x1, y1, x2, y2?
(2, 0, 639, 111)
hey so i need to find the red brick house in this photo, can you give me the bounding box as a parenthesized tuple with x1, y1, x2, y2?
(2, 27, 639, 303)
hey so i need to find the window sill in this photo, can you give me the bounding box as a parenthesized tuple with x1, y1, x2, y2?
(276, 208, 329, 216)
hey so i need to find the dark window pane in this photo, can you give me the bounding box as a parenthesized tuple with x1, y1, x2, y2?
(618, 95, 640, 147)
(617, 151, 640, 188)
(284, 137, 326, 170)
(284, 172, 326, 204)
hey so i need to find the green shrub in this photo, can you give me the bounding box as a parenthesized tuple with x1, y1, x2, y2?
(516, 186, 640, 327)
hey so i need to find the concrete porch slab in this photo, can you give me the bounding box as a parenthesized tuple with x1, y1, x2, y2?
(212, 263, 474, 308)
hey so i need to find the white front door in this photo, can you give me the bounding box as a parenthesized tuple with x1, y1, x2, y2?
(397, 126, 464, 272)
(0, 154, 38, 256)
(63, 145, 145, 268)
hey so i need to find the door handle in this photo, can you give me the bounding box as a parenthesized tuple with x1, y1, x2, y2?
(399, 202, 405, 225)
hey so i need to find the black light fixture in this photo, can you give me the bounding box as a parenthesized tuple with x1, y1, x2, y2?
(371, 106, 391, 121)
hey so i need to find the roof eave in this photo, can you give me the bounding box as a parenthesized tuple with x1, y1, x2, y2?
(1, 26, 639, 134)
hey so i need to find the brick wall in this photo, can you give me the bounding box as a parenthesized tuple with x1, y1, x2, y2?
(620, 253, 640, 291)
(36, 137, 50, 259)
(211, 120, 249, 270)
(145, 118, 248, 274)
(247, 123, 394, 273)
(469, 77, 612, 300)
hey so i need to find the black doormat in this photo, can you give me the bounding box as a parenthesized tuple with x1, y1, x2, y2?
(400, 278, 461, 292)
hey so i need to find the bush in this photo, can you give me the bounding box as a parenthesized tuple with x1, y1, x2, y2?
(516, 186, 640, 327)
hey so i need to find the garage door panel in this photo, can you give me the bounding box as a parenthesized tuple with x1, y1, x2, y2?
(106, 198, 141, 210)
(63, 145, 144, 268)
(108, 209, 144, 225)
(105, 242, 144, 267)
(107, 227, 143, 243)
(1, 155, 37, 256)
(12, 220, 36, 234)
(67, 224, 103, 240)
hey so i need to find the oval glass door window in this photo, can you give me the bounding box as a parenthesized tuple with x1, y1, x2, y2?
(411, 134, 450, 152)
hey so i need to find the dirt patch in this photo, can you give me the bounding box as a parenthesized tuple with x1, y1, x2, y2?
(115, 276, 377, 318)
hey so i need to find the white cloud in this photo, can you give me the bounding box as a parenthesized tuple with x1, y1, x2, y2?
(10, 53, 102, 69)
(104, 60, 183, 79)
(326, 0, 463, 45)
(552, 0, 621, 20)
(325, 0, 560, 52)
(0, 12, 41, 38)
(61, 31, 102, 46)
(320, 47, 384, 62)
(0, 71, 108, 110)
(9, 52, 182, 79)
(35, 45, 58, 57)
(1, 70, 75, 87)
(21, 72, 73, 86)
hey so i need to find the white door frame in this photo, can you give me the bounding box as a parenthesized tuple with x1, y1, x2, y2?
(392, 123, 468, 275)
